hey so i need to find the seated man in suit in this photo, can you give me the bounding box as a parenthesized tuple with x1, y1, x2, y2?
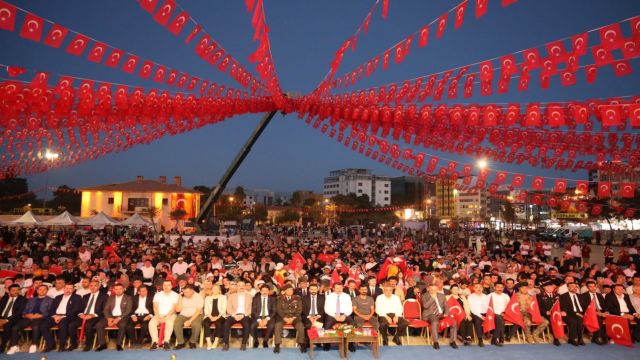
(581, 280, 608, 345)
(98, 283, 132, 351)
(6, 285, 53, 355)
(41, 283, 82, 352)
(222, 280, 253, 351)
(301, 283, 325, 344)
(273, 283, 306, 354)
(324, 283, 353, 329)
(366, 277, 383, 299)
(559, 282, 587, 346)
(127, 285, 154, 345)
(0, 284, 27, 353)
(250, 284, 276, 349)
(69, 280, 109, 352)
(421, 284, 458, 349)
(605, 284, 640, 342)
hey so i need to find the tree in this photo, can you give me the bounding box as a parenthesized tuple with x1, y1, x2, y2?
(275, 209, 300, 224)
(48, 185, 81, 214)
(253, 205, 268, 223)
(291, 191, 305, 207)
(193, 185, 212, 199)
(502, 201, 516, 230)
(233, 186, 246, 206)
(170, 208, 188, 230)
(144, 207, 161, 240)
(0, 177, 37, 212)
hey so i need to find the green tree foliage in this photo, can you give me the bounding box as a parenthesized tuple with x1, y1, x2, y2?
(48, 185, 81, 214)
(0, 177, 37, 212)
(275, 209, 300, 224)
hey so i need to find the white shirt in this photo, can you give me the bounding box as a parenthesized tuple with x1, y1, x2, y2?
(56, 294, 72, 315)
(557, 284, 569, 295)
(490, 292, 511, 315)
(324, 292, 353, 317)
(75, 287, 91, 297)
(375, 294, 404, 317)
(2, 296, 18, 317)
(236, 293, 246, 315)
(569, 293, 583, 312)
(616, 294, 630, 314)
(467, 293, 489, 317)
(571, 244, 582, 258)
(112, 295, 124, 317)
(141, 266, 155, 280)
(171, 262, 188, 276)
(308, 294, 320, 317)
(84, 292, 99, 315)
(153, 291, 179, 317)
(47, 287, 64, 299)
(135, 296, 150, 315)
(588, 292, 602, 311)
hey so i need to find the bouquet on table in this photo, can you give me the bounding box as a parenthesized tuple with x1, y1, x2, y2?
(334, 324, 355, 337)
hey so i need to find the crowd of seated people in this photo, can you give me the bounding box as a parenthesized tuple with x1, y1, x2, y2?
(0, 225, 639, 355)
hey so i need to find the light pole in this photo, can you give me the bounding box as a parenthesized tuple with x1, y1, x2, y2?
(42, 151, 59, 212)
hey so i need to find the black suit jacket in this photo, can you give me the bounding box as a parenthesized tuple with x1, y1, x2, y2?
(131, 294, 154, 316)
(367, 286, 382, 298)
(251, 294, 276, 319)
(580, 292, 606, 312)
(604, 292, 637, 316)
(0, 295, 27, 322)
(79, 292, 109, 318)
(302, 294, 326, 319)
(294, 288, 310, 298)
(49, 293, 82, 317)
(559, 292, 587, 318)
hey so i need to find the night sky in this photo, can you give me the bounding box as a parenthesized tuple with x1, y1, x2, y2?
(2, 0, 640, 194)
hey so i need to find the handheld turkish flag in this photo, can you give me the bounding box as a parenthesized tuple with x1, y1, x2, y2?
(530, 294, 543, 325)
(273, 273, 285, 288)
(605, 315, 632, 347)
(503, 294, 524, 328)
(483, 297, 496, 333)
(158, 322, 165, 344)
(317, 253, 338, 263)
(583, 299, 600, 333)
(447, 296, 466, 326)
(288, 252, 306, 271)
(550, 300, 565, 339)
(439, 315, 455, 332)
(329, 270, 342, 288)
(78, 318, 87, 343)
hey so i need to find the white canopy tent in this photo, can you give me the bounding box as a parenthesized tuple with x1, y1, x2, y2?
(120, 213, 153, 227)
(6, 210, 42, 225)
(78, 211, 120, 227)
(40, 211, 79, 226)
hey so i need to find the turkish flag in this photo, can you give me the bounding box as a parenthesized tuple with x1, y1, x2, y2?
(273, 273, 284, 288)
(153, 0, 176, 26)
(583, 299, 600, 333)
(483, 297, 496, 333)
(382, 0, 389, 19)
(122, 54, 140, 73)
(329, 270, 342, 288)
(138, 61, 154, 79)
(575, 180, 588, 194)
(548, 196, 559, 208)
(586, 65, 598, 83)
(87, 42, 108, 63)
(427, 157, 439, 173)
(554, 179, 567, 193)
(494, 171, 507, 184)
(43, 24, 69, 48)
(418, 24, 429, 47)
(531, 176, 544, 190)
(439, 316, 455, 332)
(599, 23, 624, 50)
(317, 253, 338, 263)
(19, 13, 44, 42)
(630, 104, 640, 127)
(447, 296, 466, 326)
(475, 0, 488, 18)
(550, 300, 565, 339)
(591, 204, 603, 215)
(511, 174, 524, 187)
(592, 46, 614, 66)
(454, 1, 467, 29)
(624, 209, 636, 219)
(577, 202, 588, 213)
(530, 295, 543, 324)
(139, 0, 158, 13)
(104, 49, 124, 67)
(612, 60, 633, 78)
(546, 104, 565, 127)
(154, 65, 167, 82)
(525, 103, 541, 126)
(597, 181, 611, 199)
(6, 66, 26, 77)
(436, 13, 447, 39)
(503, 294, 524, 328)
(620, 182, 636, 198)
(572, 32, 589, 55)
(185, 24, 201, 44)
(288, 252, 306, 271)
(167, 10, 189, 35)
(605, 315, 633, 347)
(65, 34, 90, 56)
(0, 0, 17, 31)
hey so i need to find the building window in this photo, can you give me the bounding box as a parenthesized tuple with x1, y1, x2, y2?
(384, 197, 389, 201)
(127, 198, 150, 212)
(384, 190, 389, 194)
(384, 183, 389, 187)
(108, 197, 114, 205)
(358, 189, 363, 193)
(162, 198, 168, 206)
(358, 182, 363, 186)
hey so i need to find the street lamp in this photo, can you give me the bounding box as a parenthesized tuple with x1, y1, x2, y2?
(476, 158, 488, 169)
(42, 151, 59, 212)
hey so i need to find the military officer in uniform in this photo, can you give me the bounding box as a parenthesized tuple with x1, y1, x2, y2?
(273, 284, 306, 354)
(538, 280, 561, 346)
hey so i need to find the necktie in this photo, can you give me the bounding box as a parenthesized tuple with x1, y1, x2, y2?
(2, 298, 14, 318)
(311, 296, 316, 316)
(572, 294, 582, 312)
(336, 295, 341, 315)
(261, 297, 267, 317)
(85, 294, 95, 314)
(591, 293, 600, 311)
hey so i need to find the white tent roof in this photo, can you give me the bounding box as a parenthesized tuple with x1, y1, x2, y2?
(40, 211, 79, 226)
(120, 213, 152, 227)
(7, 210, 42, 225)
(78, 211, 120, 226)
